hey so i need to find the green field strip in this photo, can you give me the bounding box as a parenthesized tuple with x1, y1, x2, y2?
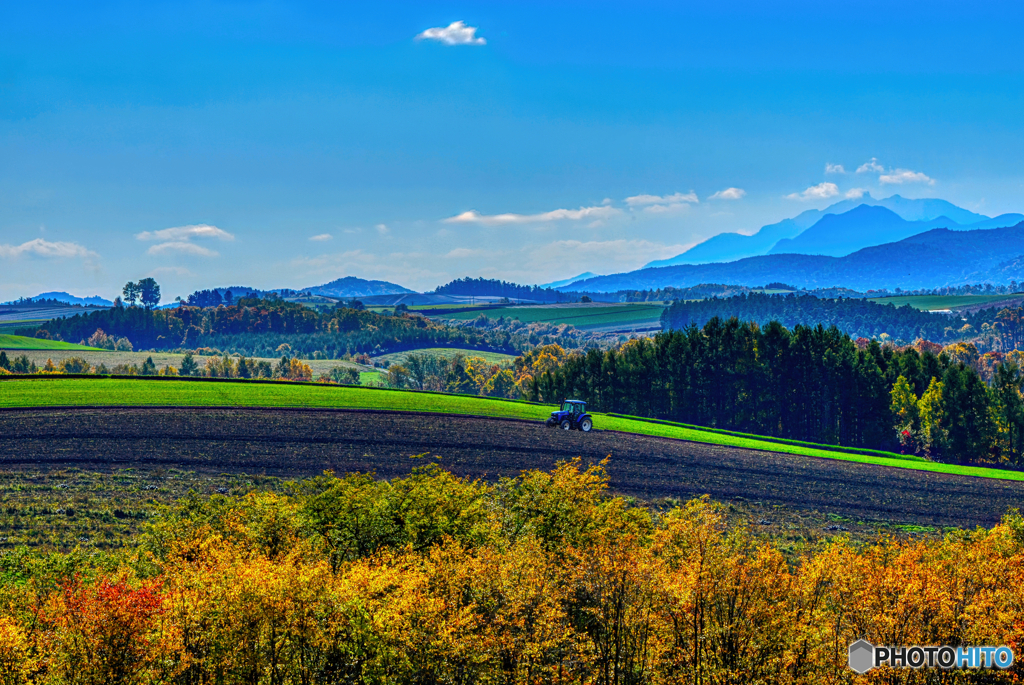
(437, 305, 663, 328)
(0, 335, 101, 351)
(867, 294, 1018, 311)
(604, 412, 927, 461)
(2, 377, 1023, 482)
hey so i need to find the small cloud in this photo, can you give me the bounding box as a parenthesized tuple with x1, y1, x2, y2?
(135, 224, 234, 242)
(625, 191, 699, 207)
(825, 163, 846, 174)
(148, 266, 196, 278)
(642, 203, 692, 215)
(0, 238, 98, 260)
(146, 242, 219, 257)
(845, 187, 869, 199)
(444, 205, 621, 226)
(785, 182, 840, 201)
(309, 233, 332, 242)
(856, 157, 884, 174)
(879, 169, 935, 185)
(708, 187, 746, 201)
(343, 227, 362, 234)
(416, 20, 486, 46)
(601, 198, 613, 206)
(445, 247, 486, 258)
(375, 223, 390, 235)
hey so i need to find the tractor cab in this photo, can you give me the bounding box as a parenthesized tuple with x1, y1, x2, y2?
(546, 399, 593, 432)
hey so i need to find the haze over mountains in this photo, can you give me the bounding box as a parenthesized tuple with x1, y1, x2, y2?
(645, 194, 1022, 267)
(17, 196, 1024, 304)
(566, 222, 1024, 293)
(2, 292, 113, 307)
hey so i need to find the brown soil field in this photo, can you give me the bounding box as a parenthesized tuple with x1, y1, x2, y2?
(1, 407, 1022, 529)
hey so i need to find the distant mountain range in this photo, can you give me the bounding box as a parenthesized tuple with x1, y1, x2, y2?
(565, 221, 1024, 292)
(540, 272, 597, 289)
(644, 194, 1021, 268)
(767, 205, 1024, 258)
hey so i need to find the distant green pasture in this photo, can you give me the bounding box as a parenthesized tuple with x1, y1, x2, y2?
(434, 303, 664, 330)
(868, 294, 1015, 311)
(0, 334, 100, 351)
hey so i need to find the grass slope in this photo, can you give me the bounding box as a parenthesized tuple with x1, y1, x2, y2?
(2, 377, 1022, 482)
(0, 334, 100, 351)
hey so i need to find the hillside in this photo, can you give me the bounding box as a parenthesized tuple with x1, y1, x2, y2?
(305, 276, 413, 297)
(26, 291, 113, 306)
(569, 222, 1024, 292)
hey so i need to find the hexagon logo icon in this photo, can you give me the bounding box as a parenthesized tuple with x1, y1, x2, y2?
(849, 639, 875, 674)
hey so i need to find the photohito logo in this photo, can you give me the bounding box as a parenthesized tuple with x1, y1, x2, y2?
(848, 640, 1014, 673)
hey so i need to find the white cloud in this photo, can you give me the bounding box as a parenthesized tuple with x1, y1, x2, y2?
(825, 163, 846, 174)
(625, 191, 699, 207)
(446, 247, 486, 258)
(0, 238, 97, 260)
(845, 187, 869, 199)
(879, 169, 935, 185)
(309, 233, 332, 242)
(135, 224, 234, 242)
(444, 205, 621, 226)
(146, 242, 219, 257)
(785, 182, 840, 201)
(641, 203, 693, 215)
(375, 223, 390, 235)
(416, 21, 486, 46)
(708, 187, 746, 201)
(148, 266, 196, 278)
(856, 158, 884, 174)
(136, 224, 233, 258)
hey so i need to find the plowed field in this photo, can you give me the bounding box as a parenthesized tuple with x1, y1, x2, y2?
(2, 407, 1022, 528)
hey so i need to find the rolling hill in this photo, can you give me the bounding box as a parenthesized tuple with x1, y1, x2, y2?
(5, 292, 113, 306)
(304, 276, 413, 298)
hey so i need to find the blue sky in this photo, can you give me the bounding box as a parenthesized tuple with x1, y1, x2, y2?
(2, 1, 1023, 300)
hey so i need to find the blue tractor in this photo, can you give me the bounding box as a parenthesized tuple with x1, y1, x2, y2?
(546, 399, 593, 432)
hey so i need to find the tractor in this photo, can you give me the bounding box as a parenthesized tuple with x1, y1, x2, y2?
(546, 399, 593, 432)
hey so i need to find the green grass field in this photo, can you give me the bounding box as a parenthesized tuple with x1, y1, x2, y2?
(0, 334, 100, 351)
(373, 347, 517, 366)
(435, 303, 664, 331)
(0, 320, 40, 333)
(2, 377, 1022, 482)
(868, 294, 1016, 311)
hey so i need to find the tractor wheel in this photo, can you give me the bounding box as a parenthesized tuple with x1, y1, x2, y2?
(546, 419, 556, 428)
(579, 418, 592, 432)
(560, 419, 572, 430)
